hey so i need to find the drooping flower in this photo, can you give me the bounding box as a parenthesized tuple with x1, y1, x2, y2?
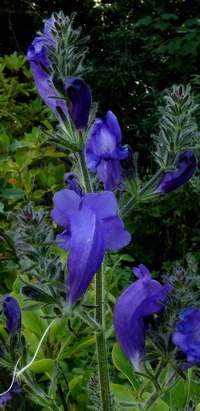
(27, 17, 68, 121)
(51, 189, 131, 307)
(155, 150, 197, 194)
(2, 296, 21, 333)
(113, 264, 173, 371)
(172, 307, 200, 364)
(85, 111, 128, 190)
(64, 77, 91, 130)
(27, 18, 91, 129)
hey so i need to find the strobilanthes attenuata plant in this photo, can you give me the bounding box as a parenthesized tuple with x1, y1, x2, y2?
(0, 11, 199, 411)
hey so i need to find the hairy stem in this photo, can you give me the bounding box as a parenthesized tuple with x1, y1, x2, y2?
(95, 267, 113, 411)
(76, 149, 92, 193)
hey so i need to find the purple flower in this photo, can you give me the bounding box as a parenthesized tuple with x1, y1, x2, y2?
(155, 150, 197, 194)
(27, 17, 68, 121)
(51, 190, 131, 307)
(64, 77, 91, 130)
(172, 307, 200, 364)
(85, 111, 128, 190)
(0, 392, 12, 408)
(64, 172, 83, 198)
(27, 18, 91, 129)
(2, 296, 21, 333)
(113, 264, 173, 371)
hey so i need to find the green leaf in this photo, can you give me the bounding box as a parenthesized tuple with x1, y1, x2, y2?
(136, 16, 153, 26)
(110, 383, 137, 405)
(161, 13, 178, 20)
(68, 375, 83, 391)
(0, 134, 10, 150)
(112, 343, 140, 390)
(22, 329, 45, 359)
(59, 335, 96, 359)
(1, 188, 25, 199)
(28, 358, 54, 374)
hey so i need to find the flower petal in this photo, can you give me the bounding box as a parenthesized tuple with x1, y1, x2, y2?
(97, 159, 123, 191)
(66, 209, 106, 307)
(51, 189, 81, 227)
(103, 216, 131, 250)
(105, 111, 122, 144)
(81, 191, 118, 219)
(56, 229, 71, 250)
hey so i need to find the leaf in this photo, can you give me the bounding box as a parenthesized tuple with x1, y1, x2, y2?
(0, 188, 25, 199)
(0, 134, 10, 150)
(22, 329, 45, 359)
(136, 16, 153, 26)
(59, 335, 96, 359)
(112, 343, 140, 390)
(110, 383, 137, 405)
(161, 13, 178, 20)
(28, 359, 54, 374)
(68, 375, 83, 391)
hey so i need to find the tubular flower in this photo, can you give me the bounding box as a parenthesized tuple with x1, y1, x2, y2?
(26, 17, 68, 121)
(64, 77, 91, 130)
(155, 150, 197, 194)
(172, 307, 200, 364)
(2, 296, 21, 332)
(51, 190, 131, 307)
(113, 264, 173, 371)
(85, 111, 128, 190)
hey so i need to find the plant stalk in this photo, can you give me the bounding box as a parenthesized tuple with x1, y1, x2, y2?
(76, 149, 92, 193)
(95, 267, 113, 411)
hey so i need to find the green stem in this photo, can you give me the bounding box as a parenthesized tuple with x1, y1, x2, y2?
(76, 149, 92, 193)
(95, 267, 113, 411)
(120, 168, 164, 219)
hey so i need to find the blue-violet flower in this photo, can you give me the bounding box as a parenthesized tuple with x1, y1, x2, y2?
(27, 19, 91, 129)
(51, 190, 131, 307)
(27, 16, 68, 121)
(85, 111, 128, 190)
(155, 150, 197, 194)
(64, 77, 91, 130)
(2, 296, 21, 333)
(113, 264, 173, 371)
(172, 307, 200, 364)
